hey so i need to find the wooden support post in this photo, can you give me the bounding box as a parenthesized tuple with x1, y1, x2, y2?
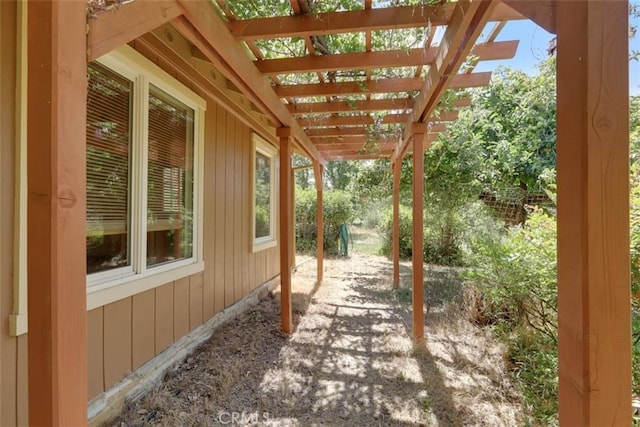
(392, 159, 401, 288)
(314, 162, 324, 283)
(278, 128, 293, 334)
(27, 1, 88, 425)
(412, 125, 427, 344)
(556, 1, 631, 424)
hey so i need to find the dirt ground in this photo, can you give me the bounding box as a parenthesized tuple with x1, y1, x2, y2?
(112, 253, 525, 426)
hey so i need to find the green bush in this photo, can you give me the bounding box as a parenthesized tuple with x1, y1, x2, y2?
(377, 205, 413, 259)
(295, 187, 354, 256)
(465, 208, 558, 422)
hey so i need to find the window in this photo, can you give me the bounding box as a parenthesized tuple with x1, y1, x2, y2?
(251, 134, 277, 252)
(86, 46, 205, 309)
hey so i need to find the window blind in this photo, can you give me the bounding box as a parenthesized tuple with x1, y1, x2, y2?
(86, 62, 132, 273)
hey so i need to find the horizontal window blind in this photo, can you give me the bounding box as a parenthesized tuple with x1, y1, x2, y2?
(86, 62, 132, 273)
(147, 84, 194, 266)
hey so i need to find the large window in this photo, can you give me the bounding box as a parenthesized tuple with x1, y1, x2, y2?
(86, 46, 205, 308)
(251, 134, 277, 252)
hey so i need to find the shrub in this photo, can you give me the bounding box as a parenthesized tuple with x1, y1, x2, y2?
(377, 205, 413, 259)
(465, 208, 558, 422)
(295, 187, 354, 256)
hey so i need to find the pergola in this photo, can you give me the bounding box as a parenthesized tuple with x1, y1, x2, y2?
(28, 0, 630, 425)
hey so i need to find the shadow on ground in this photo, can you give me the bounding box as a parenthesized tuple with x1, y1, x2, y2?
(112, 254, 522, 426)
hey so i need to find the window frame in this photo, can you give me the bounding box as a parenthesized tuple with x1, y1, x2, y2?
(86, 45, 206, 310)
(251, 133, 278, 253)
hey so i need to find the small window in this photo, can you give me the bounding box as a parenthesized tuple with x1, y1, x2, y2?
(251, 134, 277, 252)
(86, 46, 205, 309)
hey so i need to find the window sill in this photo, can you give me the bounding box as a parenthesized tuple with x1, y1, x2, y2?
(86, 261, 205, 310)
(252, 239, 277, 253)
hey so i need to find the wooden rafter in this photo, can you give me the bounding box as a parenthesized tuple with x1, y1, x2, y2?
(276, 72, 491, 98)
(289, 98, 413, 115)
(299, 113, 409, 128)
(393, 0, 500, 162)
(175, 3, 325, 164)
(256, 40, 517, 75)
(87, 0, 183, 61)
(323, 153, 392, 161)
(311, 135, 398, 145)
(228, 2, 523, 41)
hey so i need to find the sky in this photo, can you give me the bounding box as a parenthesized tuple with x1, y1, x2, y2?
(473, 10, 640, 96)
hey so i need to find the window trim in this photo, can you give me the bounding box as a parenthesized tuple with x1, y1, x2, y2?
(86, 45, 206, 310)
(10, 0, 28, 336)
(251, 133, 278, 253)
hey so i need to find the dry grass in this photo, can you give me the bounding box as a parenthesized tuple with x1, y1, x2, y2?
(111, 254, 524, 426)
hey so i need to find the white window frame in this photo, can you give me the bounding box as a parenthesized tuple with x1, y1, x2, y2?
(251, 133, 278, 252)
(86, 45, 206, 310)
(10, 0, 28, 336)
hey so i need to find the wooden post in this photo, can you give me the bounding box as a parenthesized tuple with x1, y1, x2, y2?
(556, 1, 631, 424)
(27, 1, 88, 425)
(314, 162, 324, 283)
(392, 159, 401, 288)
(412, 125, 427, 343)
(278, 128, 293, 334)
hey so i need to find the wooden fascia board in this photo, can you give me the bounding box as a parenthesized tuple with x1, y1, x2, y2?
(503, 0, 556, 34)
(229, 4, 456, 40)
(87, 0, 183, 61)
(137, 29, 278, 146)
(228, 2, 524, 41)
(276, 72, 489, 98)
(176, 2, 324, 164)
(257, 40, 516, 75)
(288, 98, 413, 115)
(393, 0, 499, 163)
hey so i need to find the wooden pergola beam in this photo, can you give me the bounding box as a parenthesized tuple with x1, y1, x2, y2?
(228, 2, 523, 40)
(176, 3, 325, 164)
(255, 40, 516, 75)
(138, 30, 277, 146)
(504, 0, 556, 34)
(298, 113, 409, 128)
(411, 124, 428, 344)
(289, 98, 413, 115)
(276, 72, 490, 98)
(230, 4, 455, 40)
(323, 153, 392, 161)
(27, 1, 88, 424)
(289, 97, 470, 115)
(257, 47, 436, 75)
(556, 1, 630, 423)
(392, 159, 401, 288)
(394, 0, 499, 163)
(314, 162, 324, 283)
(87, 0, 183, 61)
(306, 127, 371, 137)
(311, 135, 399, 145)
(278, 128, 294, 334)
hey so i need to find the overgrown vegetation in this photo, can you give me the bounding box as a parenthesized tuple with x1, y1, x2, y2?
(295, 186, 354, 256)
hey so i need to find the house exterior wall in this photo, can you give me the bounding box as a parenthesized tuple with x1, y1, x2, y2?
(0, 3, 280, 423)
(0, 2, 29, 425)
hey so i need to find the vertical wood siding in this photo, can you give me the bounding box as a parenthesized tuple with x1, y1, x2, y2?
(0, 28, 280, 421)
(84, 45, 280, 400)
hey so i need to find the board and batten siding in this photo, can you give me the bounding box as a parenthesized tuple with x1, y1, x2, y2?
(0, 10, 280, 424)
(0, 1, 29, 425)
(86, 43, 281, 400)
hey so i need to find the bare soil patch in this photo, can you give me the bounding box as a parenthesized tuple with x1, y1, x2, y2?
(112, 254, 524, 426)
